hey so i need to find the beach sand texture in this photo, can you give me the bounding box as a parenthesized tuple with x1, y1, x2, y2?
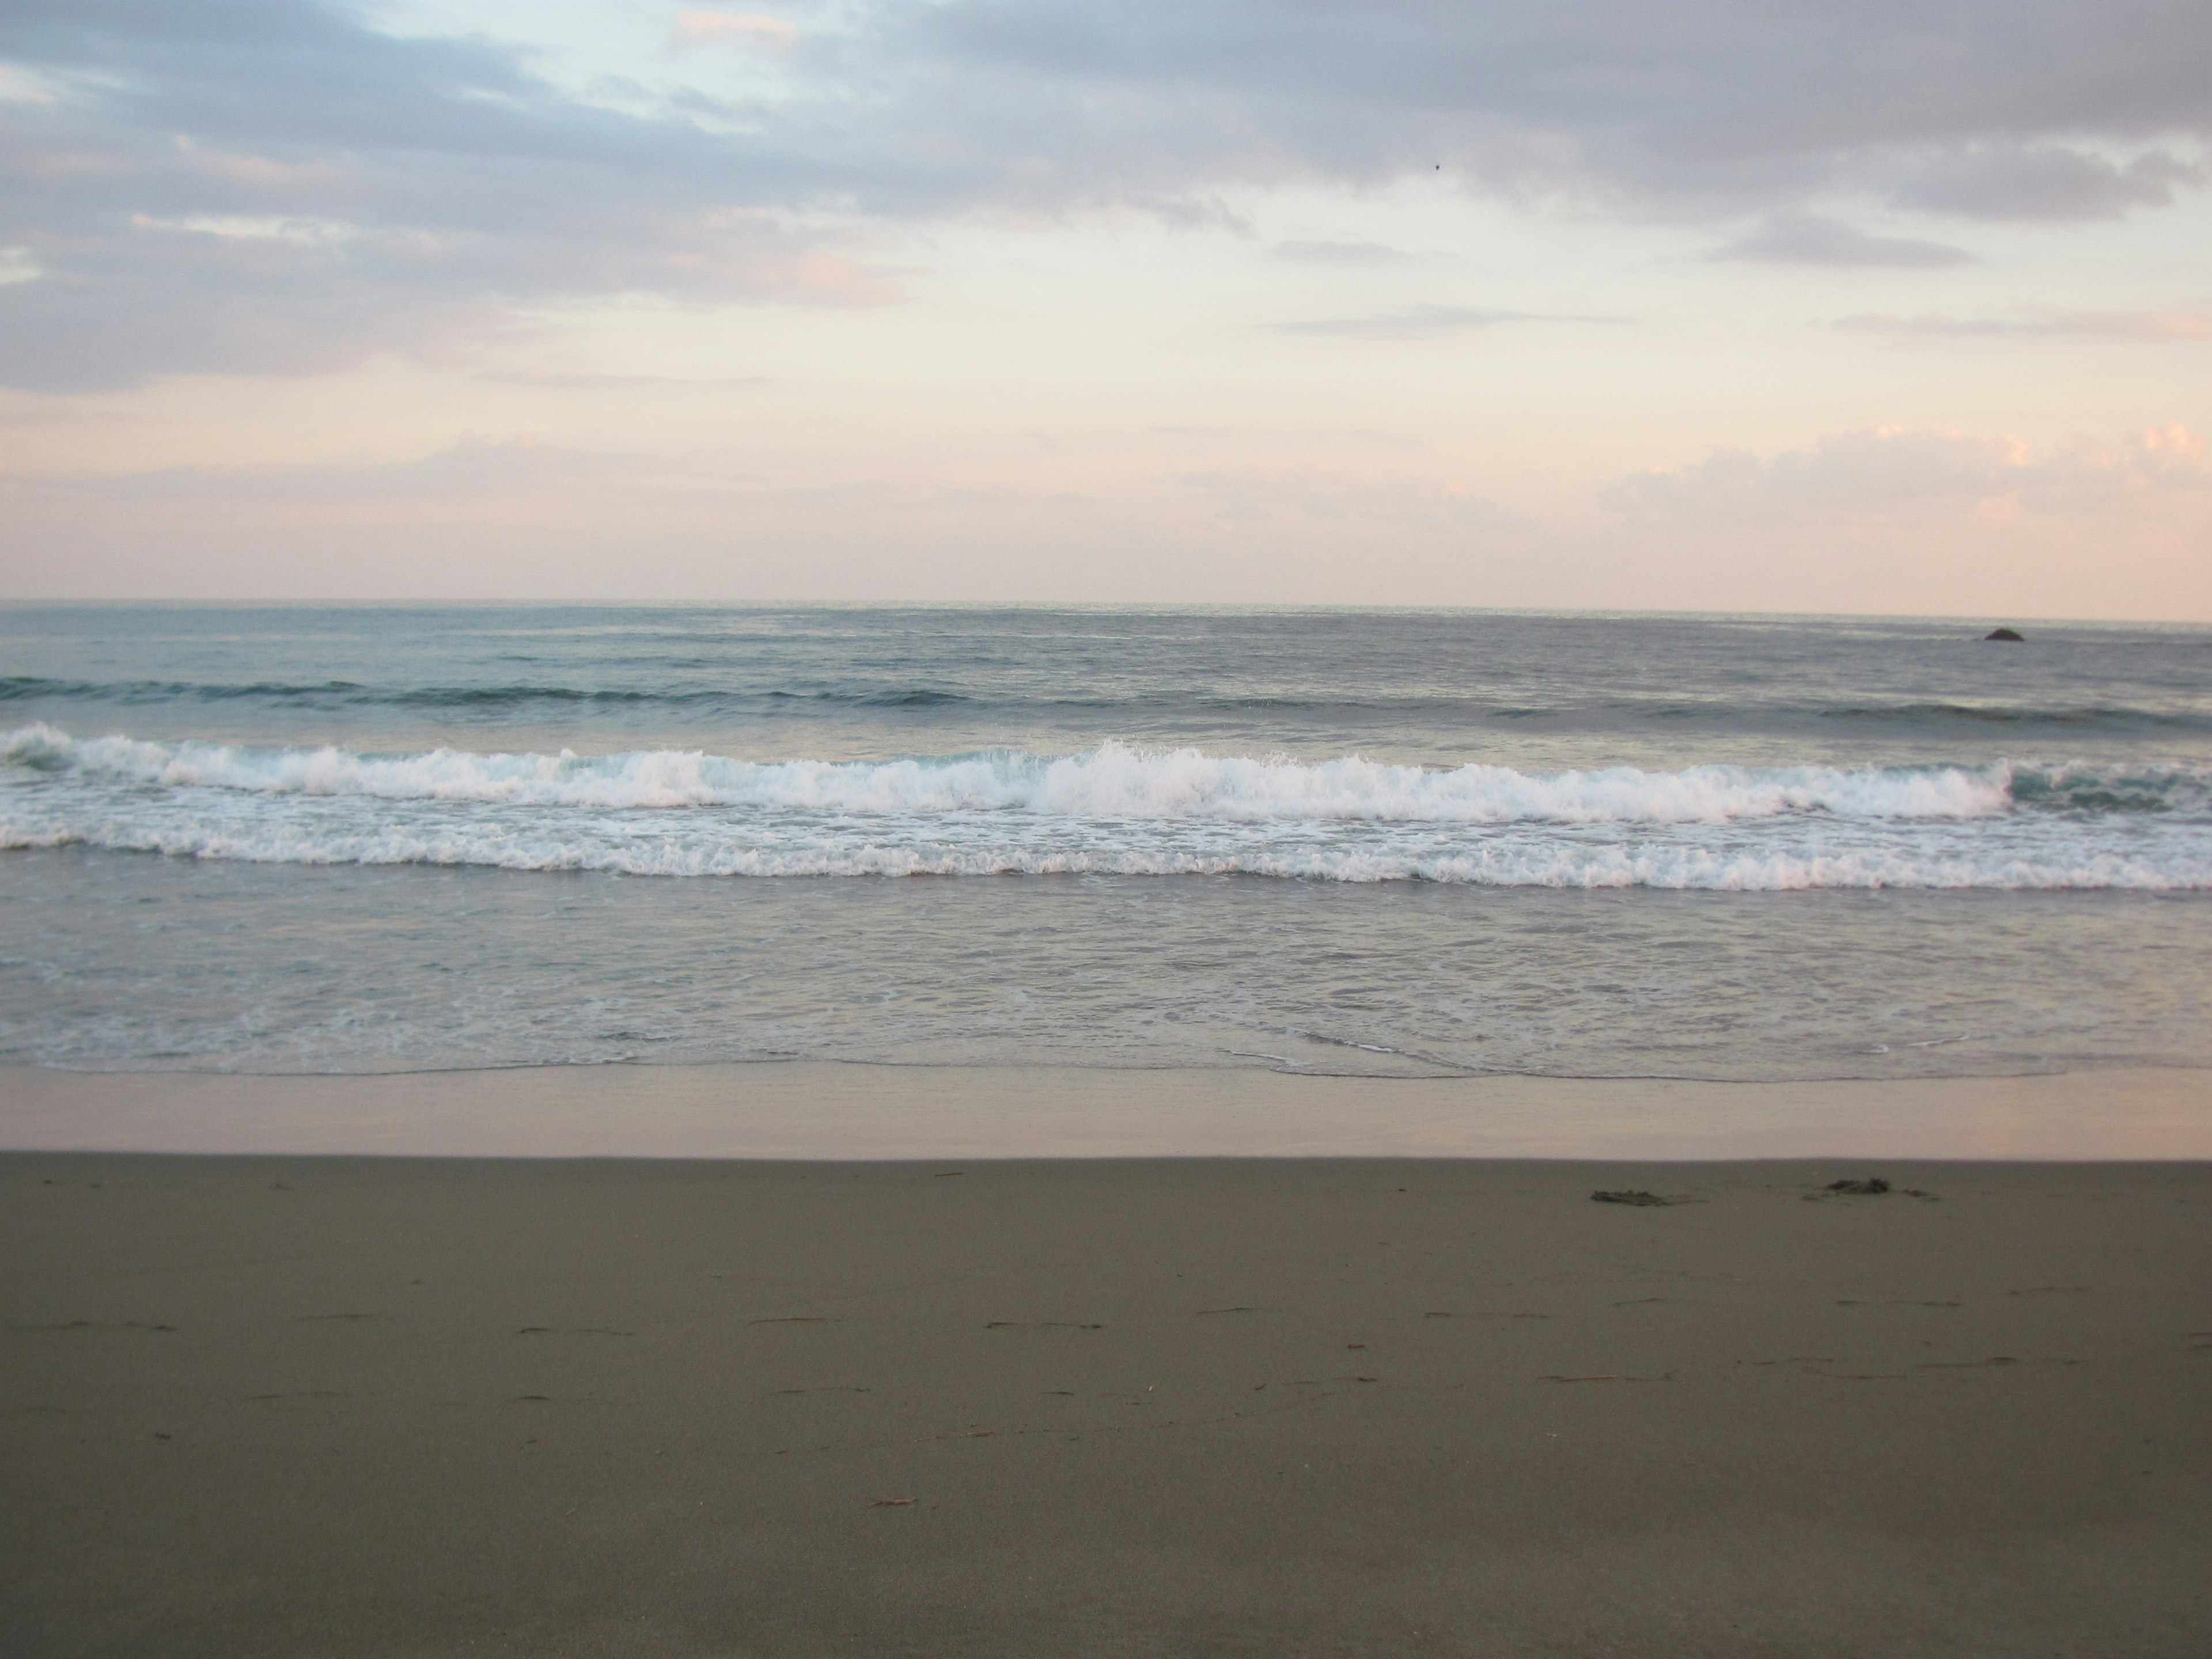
(5, 1149, 2209, 1657)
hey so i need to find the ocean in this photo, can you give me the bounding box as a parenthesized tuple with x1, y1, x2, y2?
(3, 604, 2209, 1082)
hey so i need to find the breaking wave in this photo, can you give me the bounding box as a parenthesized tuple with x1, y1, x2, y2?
(0, 722, 2036, 821)
(5, 724, 2209, 890)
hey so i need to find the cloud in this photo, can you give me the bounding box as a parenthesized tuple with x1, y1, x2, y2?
(472, 369, 776, 389)
(1271, 238, 1418, 263)
(1712, 211, 1972, 268)
(1174, 464, 1530, 533)
(1275, 305, 1528, 339)
(1275, 304, 1609, 339)
(0, 0, 894, 390)
(38, 435, 627, 504)
(1, 0, 2207, 387)
(1604, 423, 2210, 525)
(893, 1, 2210, 217)
(1838, 308, 2212, 340)
(672, 12, 799, 49)
(1891, 145, 2202, 221)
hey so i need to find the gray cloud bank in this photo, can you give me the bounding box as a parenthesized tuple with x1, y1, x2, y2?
(1, 0, 2207, 388)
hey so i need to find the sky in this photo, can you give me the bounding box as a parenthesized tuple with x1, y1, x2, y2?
(1, 0, 2207, 617)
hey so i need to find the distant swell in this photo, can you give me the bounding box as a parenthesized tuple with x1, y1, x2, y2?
(0, 677, 716, 709)
(8, 677, 2210, 733)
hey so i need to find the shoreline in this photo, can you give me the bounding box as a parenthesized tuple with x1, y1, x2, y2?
(3, 1060, 2210, 1160)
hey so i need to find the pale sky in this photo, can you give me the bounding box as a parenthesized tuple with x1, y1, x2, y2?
(2, 0, 2208, 617)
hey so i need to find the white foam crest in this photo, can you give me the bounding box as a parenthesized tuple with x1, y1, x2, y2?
(5, 813, 2206, 890)
(2, 724, 2014, 824)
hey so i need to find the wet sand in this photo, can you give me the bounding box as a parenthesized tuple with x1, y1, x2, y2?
(5, 1061, 2211, 1160)
(5, 1147, 2209, 1657)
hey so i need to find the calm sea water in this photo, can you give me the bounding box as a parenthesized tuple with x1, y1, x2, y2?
(3, 605, 2209, 1080)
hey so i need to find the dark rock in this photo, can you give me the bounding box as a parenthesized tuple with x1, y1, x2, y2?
(1984, 627, 2024, 641)
(1824, 1177, 1891, 1195)
(1591, 1189, 1671, 1206)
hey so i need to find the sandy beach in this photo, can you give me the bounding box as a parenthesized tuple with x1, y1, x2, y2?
(5, 1115, 2209, 1656)
(5, 1062, 2211, 1161)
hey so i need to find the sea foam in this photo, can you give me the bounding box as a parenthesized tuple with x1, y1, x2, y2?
(2, 724, 2018, 822)
(6, 724, 2209, 890)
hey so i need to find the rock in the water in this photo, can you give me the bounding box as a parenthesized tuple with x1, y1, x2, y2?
(1984, 626, 2025, 641)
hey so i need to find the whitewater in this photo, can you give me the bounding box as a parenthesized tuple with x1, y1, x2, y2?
(5, 604, 2209, 1077)
(6, 723, 2207, 889)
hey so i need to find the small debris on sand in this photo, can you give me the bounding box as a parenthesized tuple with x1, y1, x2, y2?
(1591, 1190, 1675, 1206)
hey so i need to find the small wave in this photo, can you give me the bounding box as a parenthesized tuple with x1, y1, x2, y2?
(10, 674, 2209, 733)
(0, 677, 992, 714)
(3, 818, 2204, 890)
(0, 676, 374, 703)
(851, 688, 969, 708)
(1816, 701, 2207, 729)
(384, 685, 674, 707)
(2009, 762, 2209, 815)
(0, 677, 690, 708)
(2, 724, 2031, 823)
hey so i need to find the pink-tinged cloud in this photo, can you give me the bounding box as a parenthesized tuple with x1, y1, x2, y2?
(672, 12, 799, 47)
(1603, 424, 2211, 525)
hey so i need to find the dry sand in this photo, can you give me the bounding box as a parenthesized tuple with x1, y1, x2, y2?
(5, 1145, 2209, 1657)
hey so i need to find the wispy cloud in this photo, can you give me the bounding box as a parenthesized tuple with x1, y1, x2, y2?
(1837, 308, 2212, 340)
(1711, 212, 1972, 268)
(671, 12, 800, 49)
(1270, 239, 1421, 264)
(1604, 424, 2210, 525)
(1275, 305, 1608, 340)
(39, 437, 631, 505)
(472, 369, 777, 389)
(1174, 464, 1530, 532)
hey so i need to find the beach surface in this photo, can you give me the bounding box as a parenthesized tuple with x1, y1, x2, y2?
(5, 1128, 2209, 1655)
(4, 1062, 2211, 1160)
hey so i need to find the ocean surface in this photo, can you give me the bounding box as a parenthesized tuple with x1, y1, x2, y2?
(3, 604, 2209, 1080)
